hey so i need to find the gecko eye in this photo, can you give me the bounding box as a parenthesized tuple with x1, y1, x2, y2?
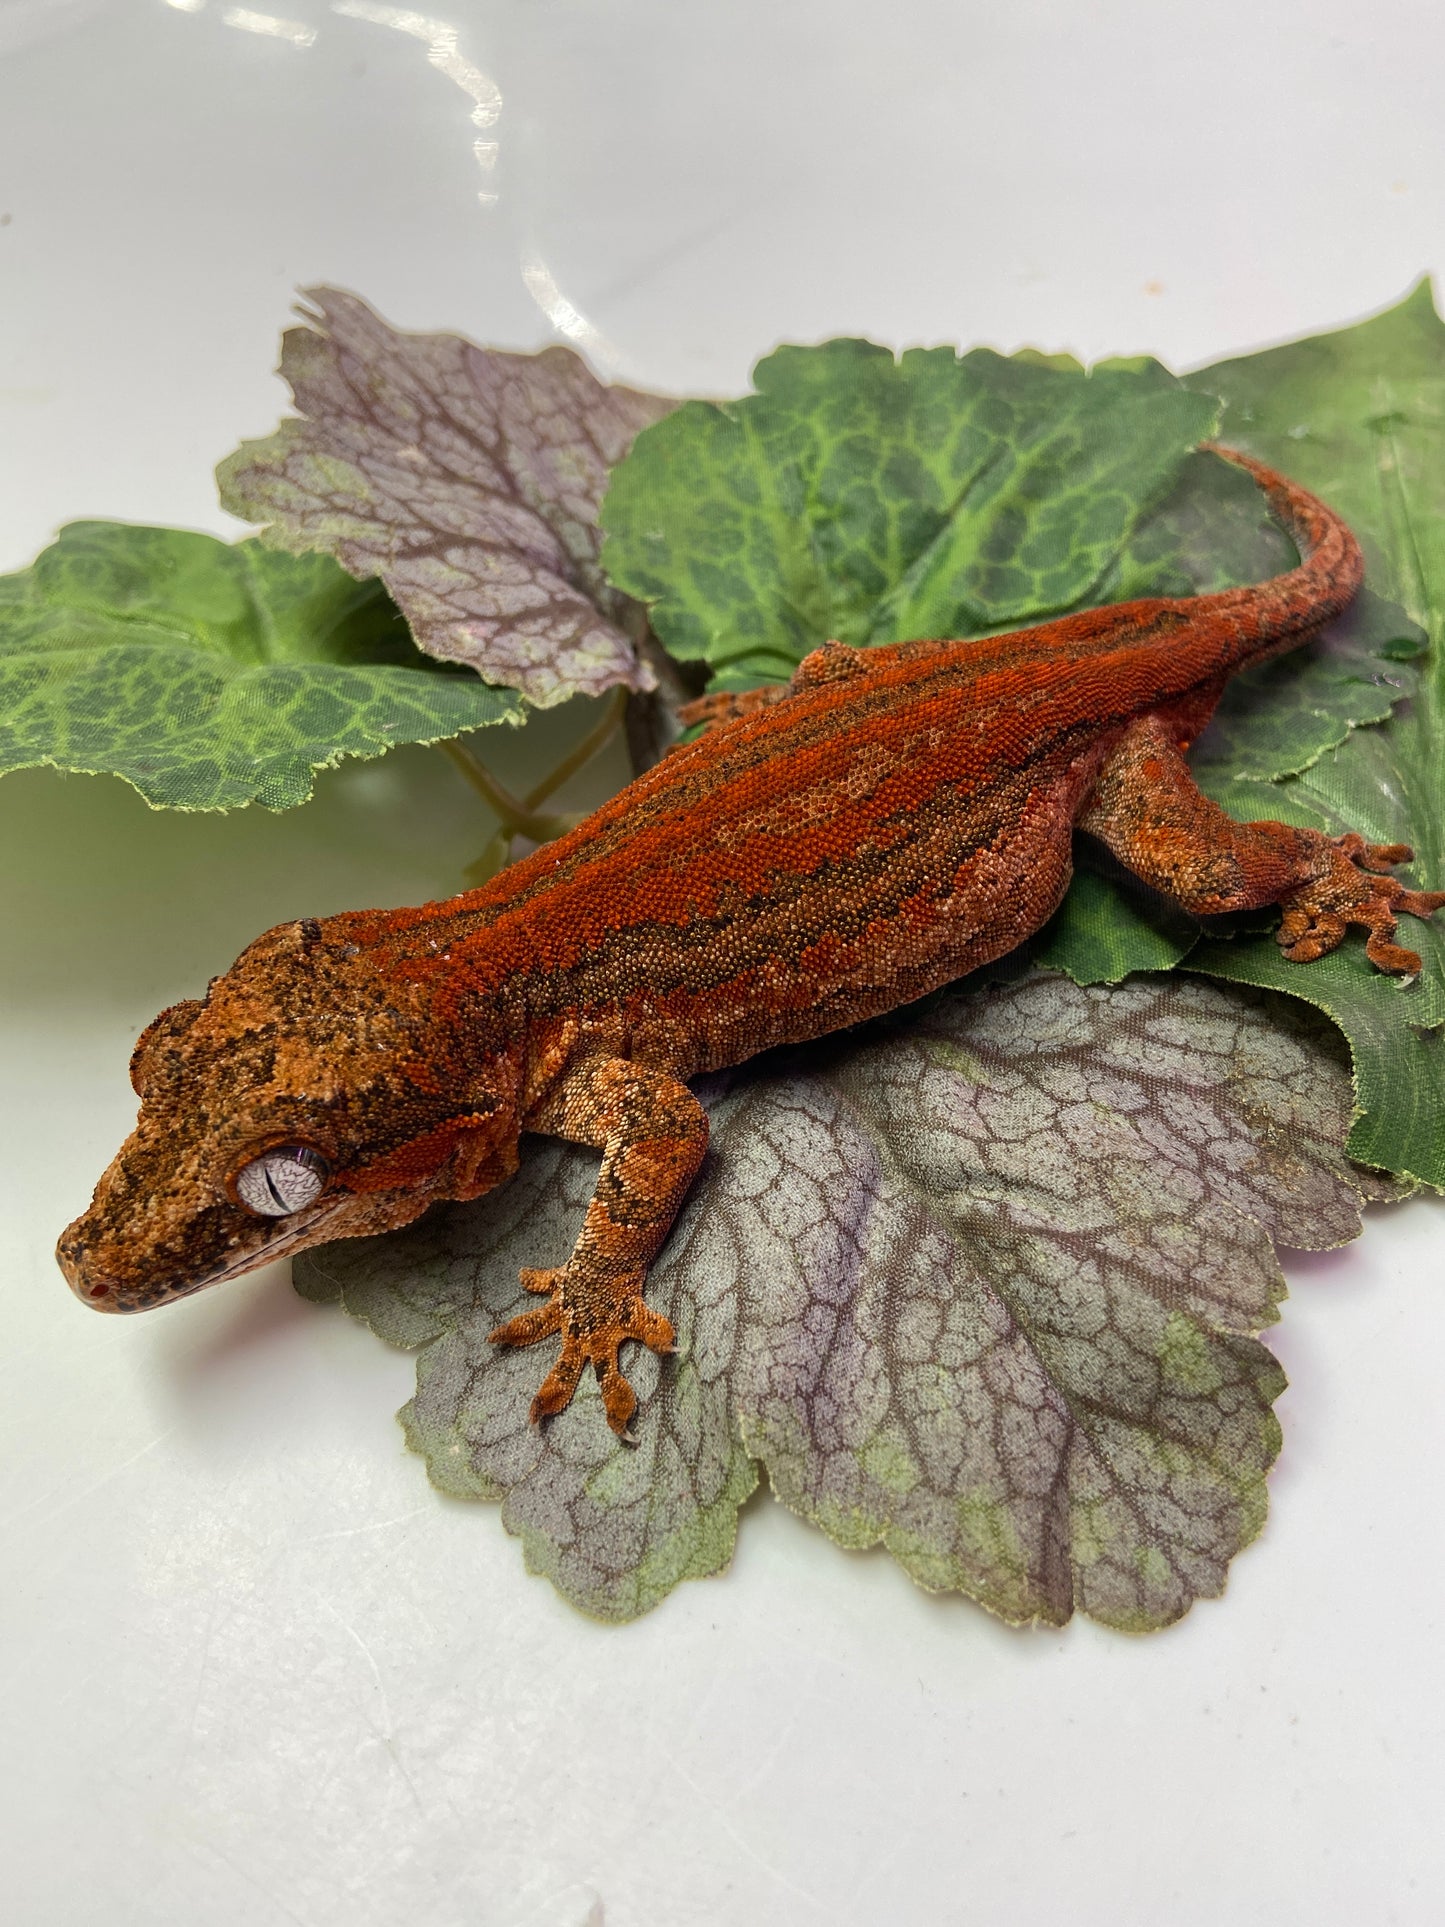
(233, 1145, 331, 1217)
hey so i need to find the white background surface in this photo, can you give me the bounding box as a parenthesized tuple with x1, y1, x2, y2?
(2, 2, 1444, 1922)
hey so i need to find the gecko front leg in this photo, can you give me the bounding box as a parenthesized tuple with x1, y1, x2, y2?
(489, 1057, 708, 1437)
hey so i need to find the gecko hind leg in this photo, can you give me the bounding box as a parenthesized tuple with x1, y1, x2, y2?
(489, 1057, 706, 1437)
(1079, 716, 1445, 975)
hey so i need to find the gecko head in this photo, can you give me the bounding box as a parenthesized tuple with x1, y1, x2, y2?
(56, 917, 520, 1314)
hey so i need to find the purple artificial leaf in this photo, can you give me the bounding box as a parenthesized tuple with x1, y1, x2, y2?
(296, 971, 1397, 1631)
(217, 288, 675, 707)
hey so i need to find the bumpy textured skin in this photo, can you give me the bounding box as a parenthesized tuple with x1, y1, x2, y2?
(57, 447, 1443, 1435)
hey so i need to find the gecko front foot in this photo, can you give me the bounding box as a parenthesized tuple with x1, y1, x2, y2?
(1277, 835, 1445, 975)
(489, 1262, 676, 1438)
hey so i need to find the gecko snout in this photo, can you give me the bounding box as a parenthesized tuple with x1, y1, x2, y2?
(55, 1222, 128, 1311)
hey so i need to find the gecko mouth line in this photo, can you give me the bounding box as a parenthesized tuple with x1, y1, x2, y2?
(63, 1197, 353, 1311)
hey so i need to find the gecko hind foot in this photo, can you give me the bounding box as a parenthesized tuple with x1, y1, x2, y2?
(489, 1263, 676, 1438)
(1277, 835, 1445, 975)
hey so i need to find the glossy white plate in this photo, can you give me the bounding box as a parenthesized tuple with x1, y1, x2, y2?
(3, 5, 1443, 1923)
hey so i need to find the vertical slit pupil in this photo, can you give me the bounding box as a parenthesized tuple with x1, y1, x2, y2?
(237, 1146, 327, 1216)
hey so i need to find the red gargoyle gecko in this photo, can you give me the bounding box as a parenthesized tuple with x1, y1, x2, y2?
(58, 446, 1443, 1436)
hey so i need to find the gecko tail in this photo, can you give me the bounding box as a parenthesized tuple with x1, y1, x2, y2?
(1197, 441, 1365, 648)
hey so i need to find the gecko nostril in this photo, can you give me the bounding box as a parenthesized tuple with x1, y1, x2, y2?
(56, 1227, 125, 1309)
(71, 1270, 127, 1312)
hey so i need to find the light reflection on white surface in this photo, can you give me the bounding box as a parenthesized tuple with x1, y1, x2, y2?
(520, 247, 625, 372)
(324, 0, 621, 364)
(332, 1, 501, 203)
(221, 5, 315, 43)
(162, 0, 205, 13)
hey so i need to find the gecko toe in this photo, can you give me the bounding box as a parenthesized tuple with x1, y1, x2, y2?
(615, 1296, 676, 1353)
(1364, 931, 1424, 975)
(531, 1346, 587, 1423)
(595, 1354, 640, 1437)
(489, 1296, 563, 1349)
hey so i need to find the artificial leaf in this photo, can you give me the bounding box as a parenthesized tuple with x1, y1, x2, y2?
(217, 287, 674, 708)
(1034, 867, 1200, 984)
(296, 972, 1389, 1630)
(598, 331, 1432, 1177)
(599, 338, 1220, 689)
(1045, 285, 1445, 1182)
(1190, 587, 1424, 787)
(1184, 720, 1445, 1185)
(1165, 280, 1445, 1185)
(0, 522, 520, 809)
(1099, 444, 1296, 603)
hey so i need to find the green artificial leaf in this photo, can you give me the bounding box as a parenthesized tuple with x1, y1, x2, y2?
(1170, 280, 1445, 1185)
(1034, 868, 1201, 984)
(1043, 284, 1445, 1184)
(218, 288, 674, 708)
(599, 338, 1220, 689)
(1191, 587, 1425, 787)
(598, 329, 1435, 1183)
(1098, 444, 1297, 603)
(296, 971, 1392, 1630)
(0, 521, 522, 809)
